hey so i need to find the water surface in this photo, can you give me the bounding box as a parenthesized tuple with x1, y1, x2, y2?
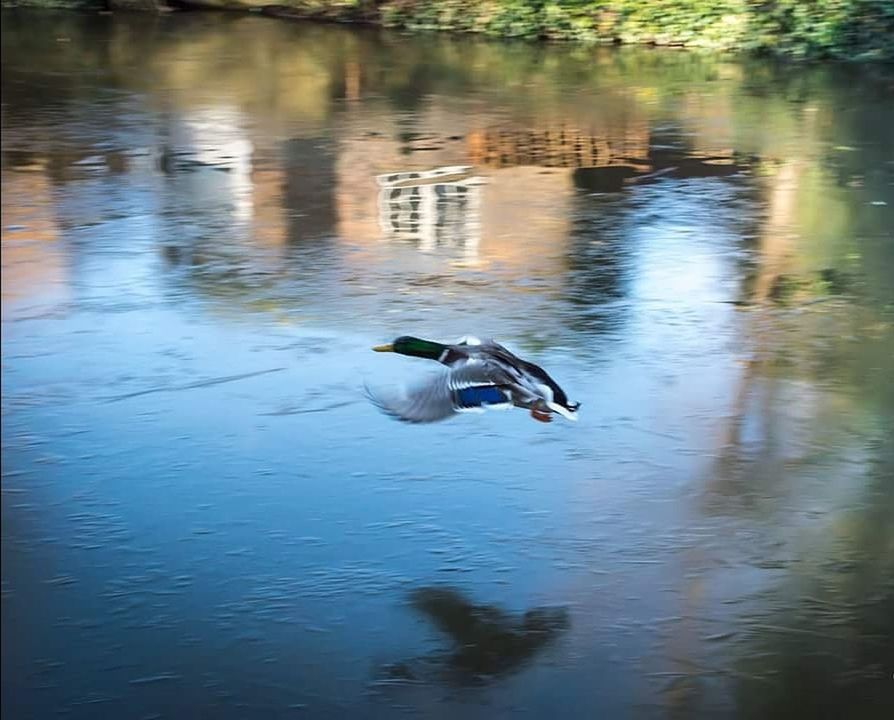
(2, 10, 893, 719)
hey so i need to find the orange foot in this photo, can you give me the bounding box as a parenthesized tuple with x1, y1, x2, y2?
(530, 408, 552, 423)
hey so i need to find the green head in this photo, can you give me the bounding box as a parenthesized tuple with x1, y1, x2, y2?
(372, 336, 446, 360)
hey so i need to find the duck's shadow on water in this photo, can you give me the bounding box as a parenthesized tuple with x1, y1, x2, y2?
(378, 586, 570, 687)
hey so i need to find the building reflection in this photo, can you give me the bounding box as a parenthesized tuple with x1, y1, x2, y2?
(467, 121, 651, 173)
(465, 122, 751, 339)
(376, 168, 484, 261)
(469, 122, 746, 192)
(0, 157, 66, 314)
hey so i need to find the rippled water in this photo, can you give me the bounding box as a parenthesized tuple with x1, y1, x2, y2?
(2, 9, 893, 719)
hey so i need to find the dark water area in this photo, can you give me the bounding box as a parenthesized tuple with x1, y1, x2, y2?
(2, 9, 893, 719)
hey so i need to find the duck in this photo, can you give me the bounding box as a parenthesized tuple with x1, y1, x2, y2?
(368, 335, 579, 424)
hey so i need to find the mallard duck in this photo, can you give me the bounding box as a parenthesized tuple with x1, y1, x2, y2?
(368, 336, 579, 424)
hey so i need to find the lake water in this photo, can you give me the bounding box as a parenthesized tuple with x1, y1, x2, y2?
(2, 9, 893, 719)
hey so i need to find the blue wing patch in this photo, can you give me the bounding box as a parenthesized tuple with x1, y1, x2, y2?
(454, 385, 510, 409)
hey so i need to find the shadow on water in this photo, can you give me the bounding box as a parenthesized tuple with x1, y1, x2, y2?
(382, 587, 569, 686)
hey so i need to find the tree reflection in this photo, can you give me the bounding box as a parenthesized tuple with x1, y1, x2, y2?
(561, 201, 635, 337)
(283, 137, 338, 245)
(384, 587, 569, 685)
(732, 444, 894, 719)
(688, 77, 894, 719)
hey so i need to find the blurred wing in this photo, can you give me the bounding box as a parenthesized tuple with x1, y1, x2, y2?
(366, 372, 458, 424)
(367, 361, 513, 424)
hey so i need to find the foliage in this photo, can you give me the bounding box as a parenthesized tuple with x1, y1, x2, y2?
(744, 0, 894, 60)
(378, 0, 894, 59)
(1, 0, 100, 7)
(4, 0, 892, 59)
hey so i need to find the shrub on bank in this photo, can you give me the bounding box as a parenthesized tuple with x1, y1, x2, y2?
(4, 0, 892, 60)
(379, 0, 894, 59)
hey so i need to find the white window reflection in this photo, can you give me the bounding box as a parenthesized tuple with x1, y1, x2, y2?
(376, 166, 485, 262)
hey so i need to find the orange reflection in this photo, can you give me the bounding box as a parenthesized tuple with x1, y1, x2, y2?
(1, 165, 66, 314)
(467, 120, 651, 171)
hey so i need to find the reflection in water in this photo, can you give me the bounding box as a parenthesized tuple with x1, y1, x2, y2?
(563, 133, 752, 336)
(162, 106, 255, 224)
(2, 9, 893, 720)
(468, 122, 747, 191)
(384, 587, 569, 685)
(0, 163, 63, 312)
(561, 196, 635, 337)
(284, 137, 338, 244)
(468, 122, 650, 172)
(377, 167, 485, 260)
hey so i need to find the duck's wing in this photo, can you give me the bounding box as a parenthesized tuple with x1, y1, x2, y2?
(455, 335, 483, 346)
(471, 340, 579, 419)
(442, 337, 512, 367)
(366, 361, 514, 424)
